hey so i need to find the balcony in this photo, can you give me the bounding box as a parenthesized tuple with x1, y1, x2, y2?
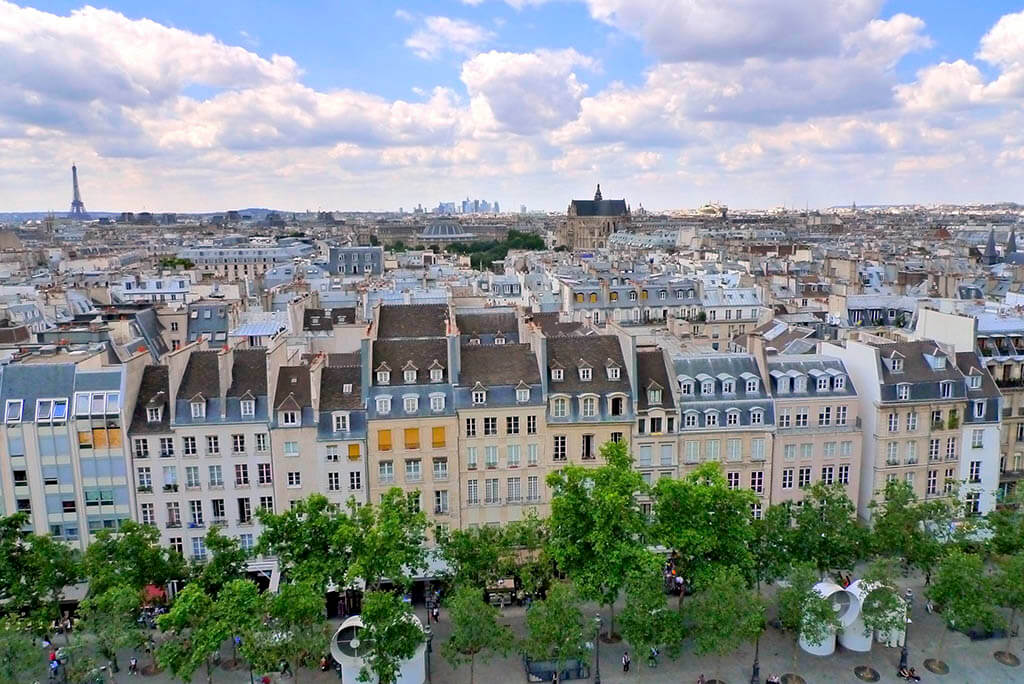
(406, 473, 423, 483)
(526, 495, 542, 503)
(187, 520, 205, 529)
(433, 470, 449, 481)
(162, 484, 179, 493)
(236, 518, 253, 526)
(211, 517, 228, 526)
(484, 497, 503, 506)
(433, 506, 449, 516)
(380, 476, 395, 484)
(136, 485, 153, 493)
(166, 520, 181, 529)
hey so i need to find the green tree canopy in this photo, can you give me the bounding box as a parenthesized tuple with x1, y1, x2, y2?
(346, 489, 428, 591)
(858, 558, 906, 640)
(685, 565, 765, 679)
(256, 494, 352, 591)
(17, 525, 81, 630)
(869, 479, 960, 583)
(244, 581, 327, 682)
(619, 552, 686, 661)
(356, 591, 425, 684)
(928, 549, 1002, 634)
(441, 586, 513, 684)
(751, 503, 794, 586)
(776, 562, 840, 650)
(986, 489, 1024, 557)
(83, 520, 186, 595)
(790, 483, 865, 576)
(652, 462, 756, 601)
(546, 439, 649, 637)
(75, 584, 140, 673)
(0, 616, 41, 684)
(993, 553, 1024, 655)
(522, 582, 590, 676)
(191, 526, 248, 597)
(157, 582, 225, 684)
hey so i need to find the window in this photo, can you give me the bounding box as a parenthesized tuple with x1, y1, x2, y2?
(727, 411, 739, 427)
(973, 401, 986, 419)
(582, 434, 595, 460)
(467, 480, 479, 505)
(239, 534, 254, 552)
(946, 437, 957, 460)
(186, 466, 200, 488)
(234, 463, 249, 486)
(888, 412, 898, 432)
(485, 478, 499, 504)
(434, 458, 449, 479)
(430, 394, 445, 411)
(834, 376, 846, 390)
(435, 490, 450, 513)
(404, 369, 417, 383)
(183, 436, 197, 456)
(969, 460, 981, 483)
(287, 472, 301, 488)
(817, 377, 830, 391)
(507, 416, 520, 434)
(191, 401, 205, 419)
(379, 461, 394, 483)
(778, 409, 791, 428)
(784, 444, 796, 461)
(705, 440, 720, 461)
(466, 447, 478, 469)
(334, 413, 349, 432)
(801, 443, 813, 460)
(137, 467, 152, 489)
(823, 442, 837, 459)
(141, 503, 155, 526)
(404, 428, 420, 450)
(376, 397, 391, 414)
(432, 426, 445, 448)
(931, 410, 942, 427)
(818, 406, 832, 427)
(281, 410, 298, 426)
(798, 467, 811, 488)
(969, 375, 982, 389)
(507, 478, 521, 502)
(887, 441, 899, 465)
(795, 408, 808, 427)
(705, 412, 719, 427)
(517, 388, 530, 402)
(782, 469, 794, 489)
(258, 463, 272, 485)
(727, 472, 740, 489)
(147, 407, 162, 423)
(485, 446, 498, 468)
(528, 475, 540, 501)
(579, 367, 592, 381)
(189, 500, 204, 526)
(892, 358, 903, 372)
(472, 390, 487, 405)
(237, 498, 252, 523)
(972, 429, 983, 449)
(944, 468, 955, 494)
(750, 471, 764, 494)
(684, 441, 698, 463)
(681, 381, 694, 396)
(553, 435, 567, 461)
(528, 443, 539, 465)
(350, 472, 362, 490)
(702, 381, 714, 396)
(726, 439, 741, 462)
(283, 441, 299, 457)
(465, 417, 477, 437)
(751, 438, 766, 461)
(326, 445, 339, 462)
(403, 396, 418, 414)
(232, 434, 246, 453)
(484, 417, 497, 436)
(378, 429, 392, 451)
(966, 492, 981, 515)
(897, 384, 910, 400)
(751, 409, 764, 426)
(929, 438, 940, 461)
(684, 413, 698, 428)
(821, 466, 835, 485)
(582, 397, 597, 418)
(841, 441, 852, 459)
(208, 465, 223, 487)
(838, 464, 850, 485)
(551, 368, 563, 381)
(906, 412, 917, 431)
(192, 537, 207, 561)
(746, 379, 759, 393)
(241, 400, 255, 418)
(159, 437, 175, 458)
(722, 380, 735, 394)
(940, 381, 953, 399)
(134, 439, 149, 458)
(377, 370, 391, 385)
(608, 366, 621, 380)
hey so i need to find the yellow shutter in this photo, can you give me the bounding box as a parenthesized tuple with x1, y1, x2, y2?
(378, 429, 392, 451)
(78, 431, 93, 448)
(641, 290, 648, 300)
(92, 428, 108, 449)
(348, 443, 360, 460)
(404, 428, 420, 450)
(575, 293, 583, 303)
(107, 428, 123, 448)
(432, 426, 445, 448)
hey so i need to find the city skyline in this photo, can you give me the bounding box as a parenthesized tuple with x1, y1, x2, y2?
(2, 1, 1024, 212)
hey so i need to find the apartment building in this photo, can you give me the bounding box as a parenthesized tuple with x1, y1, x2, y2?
(128, 344, 274, 561)
(178, 242, 316, 281)
(0, 351, 138, 550)
(365, 304, 459, 531)
(672, 354, 775, 518)
(826, 338, 1002, 521)
(633, 348, 679, 485)
(454, 310, 520, 345)
(543, 335, 634, 467)
(457, 343, 545, 526)
(559, 275, 700, 325)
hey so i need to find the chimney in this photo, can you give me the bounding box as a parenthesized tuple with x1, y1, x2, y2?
(748, 331, 770, 387)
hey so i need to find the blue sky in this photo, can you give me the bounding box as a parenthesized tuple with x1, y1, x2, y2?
(3, 1, 1024, 211)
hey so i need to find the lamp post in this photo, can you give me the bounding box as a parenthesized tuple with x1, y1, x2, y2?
(594, 614, 602, 684)
(899, 589, 914, 671)
(750, 633, 761, 684)
(425, 625, 433, 684)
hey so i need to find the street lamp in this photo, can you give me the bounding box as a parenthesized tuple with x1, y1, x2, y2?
(899, 588, 914, 671)
(594, 614, 602, 684)
(424, 625, 433, 684)
(750, 633, 761, 684)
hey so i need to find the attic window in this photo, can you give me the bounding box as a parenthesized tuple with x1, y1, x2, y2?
(494, 336, 506, 345)
(897, 383, 910, 400)
(241, 400, 255, 418)
(191, 401, 205, 419)
(551, 368, 563, 381)
(933, 355, 946, 370)
(516, 388, 530, 402)
(607, 366, 620, 380)
(377, 371, 391, 385)
(834, 375, 846, 390)
(680, 381, 693, 396)
(147, 407, 162, 423)
(891, 358, 903, 372)
(333, 412, 349, 432)
(648, 389, 662, 405)
(721, 379, 735, 394)
(469, 338, 481, 345)
(746, 379, 759, 393)
(816, 377, 829, 391)
(310, 316, 320, 325)
(472, 390, 487, 405)
(579, 367, 592, 381)
(968, 375, 981, 389)
(430, 368, 443, 382)
(343, 383, 353, 393)
(281, 410, 299, 426)
(4, 399, 22, 424)
(404, 369, 417, 383)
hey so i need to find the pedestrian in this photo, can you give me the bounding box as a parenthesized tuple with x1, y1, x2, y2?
(129, 656, 138, 675)
(698, 673, 706, 684)
(432, 605, 440, 622)
(622, 650, 631, 672)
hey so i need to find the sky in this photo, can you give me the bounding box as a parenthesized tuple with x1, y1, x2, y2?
(2, 0, 1024, 213)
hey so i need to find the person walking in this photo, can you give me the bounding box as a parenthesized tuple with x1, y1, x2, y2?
(622, 651, 631, 673)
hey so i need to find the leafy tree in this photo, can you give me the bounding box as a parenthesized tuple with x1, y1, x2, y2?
(993, 553, 1024, 656)
(652, 462, 756, 608)
(356, 591, 425, 684)
(214, 579, 265, 669)
(546, 439, 649, 638)
(502, 513, 553, 597)
(75, 584, 140, 673)
(790, 483, 864, 577)
(256, 494, 351, 591)
(0, 616, 40, 684)
(25, 533, 81, 637)
(869, 479, 959, 584)
(751, 503, 793, 588)
(927, 549, 1002, 650)
(192, 526, 248, 597)
(83, 520, 186, 595)
(346, 489, 428, 591)
(439, 524, 510, 591)
(157, 582, 227, 684)
(858, 558, 906, 640)
(522, 582, 589, 677)
(986, 489, 1024, 557)
(441, 587, 512, 684)
(776, 562, 839, 668)
(257, 582, 327, 682)
(619, 552, 685, 663)
(0, 513, 49, 618)
(686, 566, 765, 681)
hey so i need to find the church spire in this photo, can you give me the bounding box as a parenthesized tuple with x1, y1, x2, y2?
(1008, 229, 1018, 255)
(984, 228, 999, 265)
(594, 184, 602, 201)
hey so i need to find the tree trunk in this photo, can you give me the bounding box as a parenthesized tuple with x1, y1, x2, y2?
(470, 655, 475, 684)
(606, 602, 616, 639)
(206, 656, 213, 684)
(1007, 607, 1018, 655)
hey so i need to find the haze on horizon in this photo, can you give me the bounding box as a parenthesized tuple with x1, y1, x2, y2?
(1, 0, 1024, 213)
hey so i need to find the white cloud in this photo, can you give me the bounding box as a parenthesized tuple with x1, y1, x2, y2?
(405, 16, 494, 60)
(895, 60, 988, 111)
(461, 49, 597, 135)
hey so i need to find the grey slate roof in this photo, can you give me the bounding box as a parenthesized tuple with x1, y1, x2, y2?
(178, 351, 220, 400)
(377, 304, 448, 339)
(129, 366, 170, 434)
(227, 349, 267, 397)
(636, 349, 675, 411)
(546, 335, 630, 395)
(569, 199, 628, 217)
(0, 364, 77, 422)
(320, 366, 363, 411)
(275, 367, 312, 409)
(372, 338, 448, 385)
(456, 312, 517, 336)
(458, 344, 540, 387)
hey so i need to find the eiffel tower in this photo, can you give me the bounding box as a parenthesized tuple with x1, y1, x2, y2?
(69, 163, 89, 218)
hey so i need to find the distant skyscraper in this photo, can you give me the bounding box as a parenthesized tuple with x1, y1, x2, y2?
(69, 163, 88, 218)
(493, 201, 500, 214)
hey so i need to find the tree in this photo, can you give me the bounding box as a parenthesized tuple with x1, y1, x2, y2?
(25, 533, 81, 637)
(652, 462, 756, 609)
(157, 582, 227, 684)
(986, 490, 1024, 557)
(993, 553, 1024, 657)
(214, 579, 265, 669)
(547, 439, 649, 638)
(776, 563, 840, 669)
(346, 489, 428, 591)
(356, 591, 425, 684)
(685, 566, 765, 681)
(438, 524, 510, 591)
(0, 513, 49, 618)
(858, 558, 906, 640)
(927, 550, 1002, 651)
(83, 520, 186, 595)
(256, 494, 352, 591)
(0, 617, 40, 684)
(192, 527, 248, 597)
(441, 587, 512, 684)
(75, 584, 140, 673)
(790, 483, 865, 577)
(619, 552, 685, 664)
(751, 503, 794, 588)
(522, 582, 589, 677)
(869, 479, 960, 584)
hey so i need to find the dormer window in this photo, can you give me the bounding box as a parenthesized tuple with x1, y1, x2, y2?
(581, 396, 597, 417)
(701, 381, 714, 396)
(516, 388, 530, 402)
(430, 394, 445, 411)
(552, 397, 568, 418)
(897, 384, 910, 400)
(472, 389, 487, 405)
(816, 377, 829, 391)
(404, 369, 417, 384)
(51, 399, 68, 422)
(684, 412, 698, 428)
(495, 336, 506, 345)
(241, 400, 255, 418)
(376, 396, 392, 414)
(940, 381, 954, 399)
(968, 375, 981, 389)
(191, 401, 206, 419)
(608, 366, 621, 380)
(751, 409, 764, 425)
(722, 380, 734, 394)
(680, 381, 693, 396)
(377, 370, 391, 385)
(834, 376, 846, 391)
(891, 358, 903, 373)
(147, 407, 162, 423)
(793, 376, 807, 393)
(469, 338, 481, 345)
(281, 410, 298, 426)
(4, 399, 23, 424)
(580, 367, 592, 381)
(343, 383, 354, 393)
(933, 355, 946, 370)
(746, 379, 759, 393)
(705, 411, 719, 427)
(403, 396, 418, 414)
(552, 368, 564, 382)
(973, 400, 986, 418)
(648, 389, 662, 405)
(333, 412, 349, 432)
